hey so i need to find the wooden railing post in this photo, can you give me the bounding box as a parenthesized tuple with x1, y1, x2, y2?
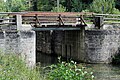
(94, 16, 104, 29)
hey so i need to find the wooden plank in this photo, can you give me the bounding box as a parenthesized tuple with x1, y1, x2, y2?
(104, 18, 120, 21)
(0, 18, 15, 21)
(0, 22, 16, 25)
(94, 14, 120, 17)
(32, 27, 81, 31)
(22, 12, 94, 16)
(104, 21, 120, 24)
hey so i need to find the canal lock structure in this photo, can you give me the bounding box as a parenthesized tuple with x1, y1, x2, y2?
(36, 24, 120, 80)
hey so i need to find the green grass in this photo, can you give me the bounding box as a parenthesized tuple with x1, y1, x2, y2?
(0, 53, 94, 80)
(0, 53, 44, 80)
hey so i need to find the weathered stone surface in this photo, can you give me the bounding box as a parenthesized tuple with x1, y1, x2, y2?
(20, 30, 36, 67)
(5, 31, 20, 54)
(0, 32, 5, 52)
(0, 25, 36, 68)
(85, 29, 120, 63)
(1, 23, 120, 65)
(36, 25, 120, 63)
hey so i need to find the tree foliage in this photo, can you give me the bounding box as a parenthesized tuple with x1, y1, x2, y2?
(0, 0, 6, 12)
(115, 0, 120, 9)
(71, 0, 87, 12)
(89, 0, 116, 14)
(51, 4, 66, 12)
(37, 0, 56, 11)
(0, 0, 120, 13)
(6, 0, 30, 12)
(0, 0, 30, 12)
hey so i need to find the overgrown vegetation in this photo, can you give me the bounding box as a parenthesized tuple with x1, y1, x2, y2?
(0, 53, 43, 80)
(0, 53, 94, 80)
(44, 57, 94, 80)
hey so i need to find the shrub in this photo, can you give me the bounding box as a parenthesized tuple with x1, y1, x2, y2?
(45, 59, 94, 80)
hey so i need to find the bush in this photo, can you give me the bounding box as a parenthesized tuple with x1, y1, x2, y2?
(0, 53, 43, 80)
(45, 59, 94, 80)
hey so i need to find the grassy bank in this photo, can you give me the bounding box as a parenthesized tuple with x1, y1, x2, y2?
(0, 53, 94, 80)
(0, 53, 44, 80)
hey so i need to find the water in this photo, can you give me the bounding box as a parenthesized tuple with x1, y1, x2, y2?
(37, 52, 120, 80)
(86, 64, 120, 80)
(36, 51, 58, 66)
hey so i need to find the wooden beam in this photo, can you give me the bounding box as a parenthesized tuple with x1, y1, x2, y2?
(32, 27, 81, 31)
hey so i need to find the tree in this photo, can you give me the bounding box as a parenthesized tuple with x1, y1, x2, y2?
(0, 0, 6, 12)
(37, 0, 56, 11)
(89, 0, 116, 14)
(36, 0, 91, 12)
(71, 0, 87, 12)
(65, 0, 72, 12)
(5, 0, 30, 12)
(61, 0, 89, 12)
(0, 0, 5, 12)
(115, 0, 120, 10)
(51, 4, 66, 12)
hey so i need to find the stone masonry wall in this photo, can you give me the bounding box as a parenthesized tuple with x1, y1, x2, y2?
(20, 30, 36, 67)
(36, 28, 120, 63)
(85, 30, 120, 63)
(0, 25, 36, 67)
(0, 32, 5, 53)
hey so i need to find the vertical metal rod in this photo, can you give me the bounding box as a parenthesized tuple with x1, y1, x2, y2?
(57, 0, 59, 12)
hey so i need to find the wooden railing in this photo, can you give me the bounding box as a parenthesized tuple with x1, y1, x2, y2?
(94, 13, 120, 24)
(0, 12, 120, 29)
(22, 14, 92, 26)
(0, 12, 26, 26)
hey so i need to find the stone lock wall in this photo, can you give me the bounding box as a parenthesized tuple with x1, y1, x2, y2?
(19, 30, 36, 67)
(36, 27, 120, 63)
(85, 30, 120, 63)
(0, 25, 36, 68)
(3, 24, 120, 65)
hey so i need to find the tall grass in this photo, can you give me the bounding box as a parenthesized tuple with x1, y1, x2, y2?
(0, 53, 43, 80)
(0, 53, 94, 80)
